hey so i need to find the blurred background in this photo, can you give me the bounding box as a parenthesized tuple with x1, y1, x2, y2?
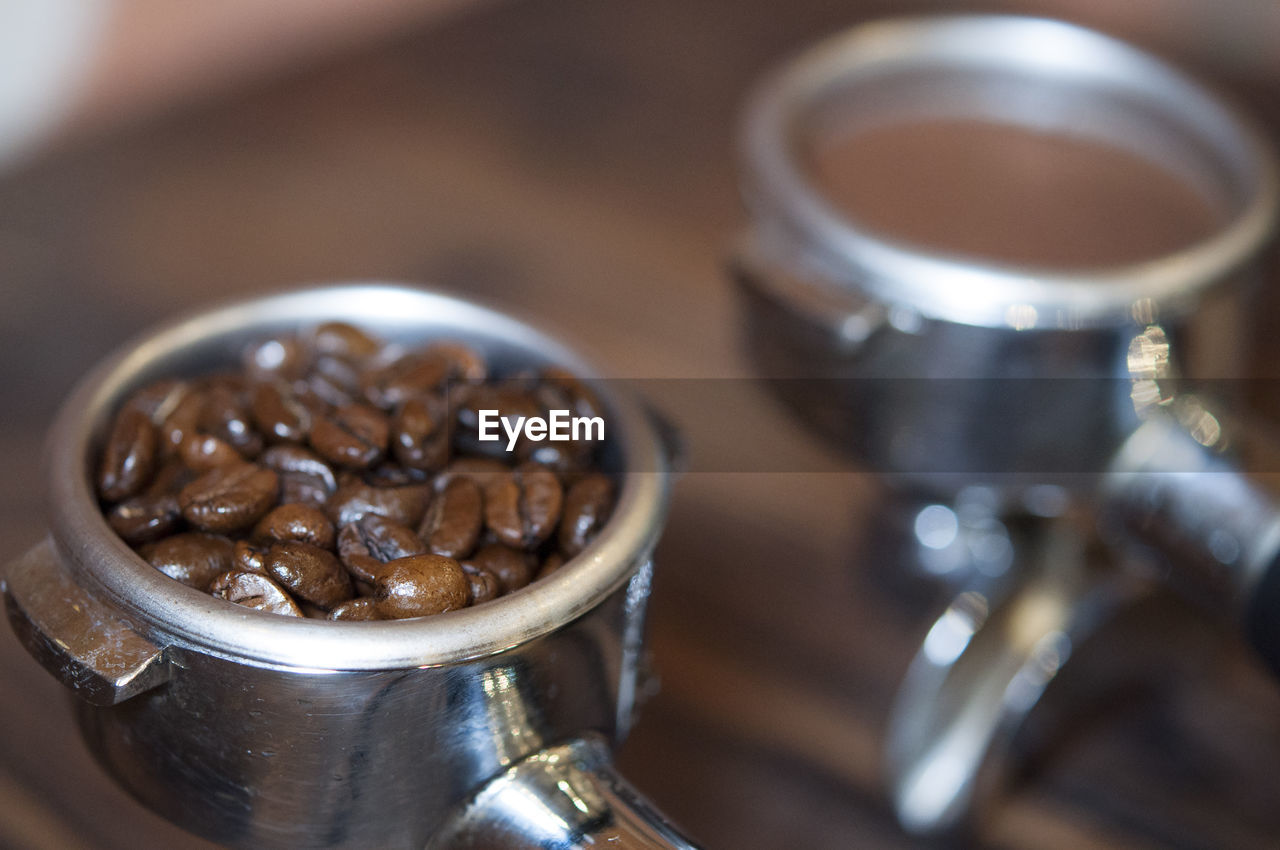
(4, 1, 1280, 847)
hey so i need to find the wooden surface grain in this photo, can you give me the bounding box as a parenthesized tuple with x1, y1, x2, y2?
(4, 1, 1280, 847)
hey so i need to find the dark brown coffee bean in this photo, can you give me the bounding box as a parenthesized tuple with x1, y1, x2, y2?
(391, 396, 450, 471)
(138, 532, 234, 589)
(312, 322, 381, 362)
(559, 474, 615, 557)
(107, 492, 182, 545)
(427, 341, 487, 382)
(328, 597, 382, 621)
(243, 336, 311, 382)
(179, 463, 279, 533)
(265, 541, 352, 609)
(337, 514, 427, 583)
(461, 561, 500, 605)
(537, 551, 566, 581)
(374, 554, 468, 619)
(326, 480, 430, 528)
(233, 540, 269, 574)
(253, 503, 335, 549)
(158, 391, 203, 457)
(362, 351, 450, 410)
(454, 384, 543, 459)
(200, 381, 263, 458)
(539, 366, 604, 421)
(209, 571, 303, 617)
(310, 403, 389, 469)
(421, 477, 483, 558)
(484, 463, 562, 550)
(179, 432, 244, 471)
(98, 407, 158, 502)
(251, 381, 312, 444)
(259, 445, 337, 507)
(467, 542, 534, 594)
(124, 379, 191, 425)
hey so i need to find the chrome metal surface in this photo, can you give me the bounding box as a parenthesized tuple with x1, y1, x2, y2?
(2, 284, 692, 848)
(428, 737, 697, 849)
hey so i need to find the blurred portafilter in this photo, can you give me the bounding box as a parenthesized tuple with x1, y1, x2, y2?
(733, 15, 1278, 836)
(1, 285, 697, 849)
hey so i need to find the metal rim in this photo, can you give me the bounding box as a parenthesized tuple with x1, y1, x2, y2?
(46, 284, 670, 671)
(741, 14, 1280, 329)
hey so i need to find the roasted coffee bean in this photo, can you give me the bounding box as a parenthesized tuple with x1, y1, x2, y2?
(363, 463, 430, 487)
(233, 540, 269, 574)
(559, 473, 615, 557)
(427, 341, 487, 383)
(200, 381, 263, 457)
(421, 477, 483, 558)
(243, 336, 311, 382)
(251, 381, 312, 444)
(310, 402, 389, 469)
(327, 480, 430, 528)
(98, 407, 158, 501)
(441, 457, 509, 489)
(484, 463, 562, 550)
(362, 350, 450, 410)
(210, 571, 302, 617)
(159, 392, 204, 457)
(265, 541, 352, 608)
(328, 597, 382, 621)
(124, 379, 191, 425)
(253, 503, 335, 549)
(467, 542, 534, 594)
(259, 445, 337, 507)
(179, 432, 243, 471)
(537, 551, 566, 581)
(374, 554, 468, 619)
(312, 322, 381, 362)
(454, 384, 543, 459)
(461, 561, 500, 605)
(107, 492, 182, 545)
(539, 366, 603, 421)
(391, 396, 450, 471)
(337, 514, 427, 583)
(179, 463, 279, 533)
(139, 532, 234, 589)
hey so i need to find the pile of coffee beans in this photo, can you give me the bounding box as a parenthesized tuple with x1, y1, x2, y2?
(94, 322, 615, 620)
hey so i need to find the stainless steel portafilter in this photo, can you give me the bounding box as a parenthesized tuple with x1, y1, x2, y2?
(2, 285, 696, 849)
(732, 13, 1279, 837)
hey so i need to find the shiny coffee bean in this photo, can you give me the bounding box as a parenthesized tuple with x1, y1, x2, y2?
(484, 463, 563, 550)
(427, 341, 487, 382)
(265, 541, 353, 609)
(107, 492, 182, 545)
(243, 336, 311, 383)
(391, 396, 450, 471)
(326, 480, 430, 528)
(421, 477, 483, 559)
(310, 402, 389, 469)
(313, 322, 381, 362)
(138, 532, 234, 589)
(200, 381, 263, 458)
(124, 379, 191, 425)
(337, 514, 427, 583)
(253, 503, 335, 549)
(362, 350, 450, 410)
(178, 463, 279, 533)
(158, 392, 205, 458)
(259, 445, 337, 507)
(251, 381, 312, 444)
(328, 597, 382, 621)
(559, 473, 615, 557)
(461, 561, 500, 605)
(98, 407, 158, 502)
(454, 384, 543, 459)
(374, 554, 468, 619)
(467, 542, 534, 594)
(233, 540, 269, 574)
(179, 432, 243, 471)
(209, 571, 303, 617)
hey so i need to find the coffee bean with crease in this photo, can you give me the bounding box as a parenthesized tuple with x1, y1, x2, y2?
(461, 561, 500, 605)
(123, 379, 191, 425)
(311, 402, 389, 469)
(454, 384, 543, 459)
(375, 554, 469, 619)
(179, 463, 279, 533)
(259, 445, 336, 507)
(251, 381, 311, 444)
(139, 532, 234, 589)
(98, 407, 158, 502)
(337, 514, 427, 583)
(105, 460, 190, 544)
(421, 477, 483, 558)
(328, 597, 382, 621)
(467, 542, 534, 594)
(391, 395, 450, 471)
(312, 321, 381, 363)
(484, 463, 563, 550)
(253, 503, 335, 549)
(200, 380, 263, 458)
(265, 541, 352, 609)
(559, 474, 615, 557)
(362, 350, 450, 410)
(210, 571, 302, 617)
(304, 354, 362, 408)
(233, 540, 269, 574)
(327, 480, 430, 528)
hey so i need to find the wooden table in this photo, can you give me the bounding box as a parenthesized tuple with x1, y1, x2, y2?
(4, 1, 1280, 847)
